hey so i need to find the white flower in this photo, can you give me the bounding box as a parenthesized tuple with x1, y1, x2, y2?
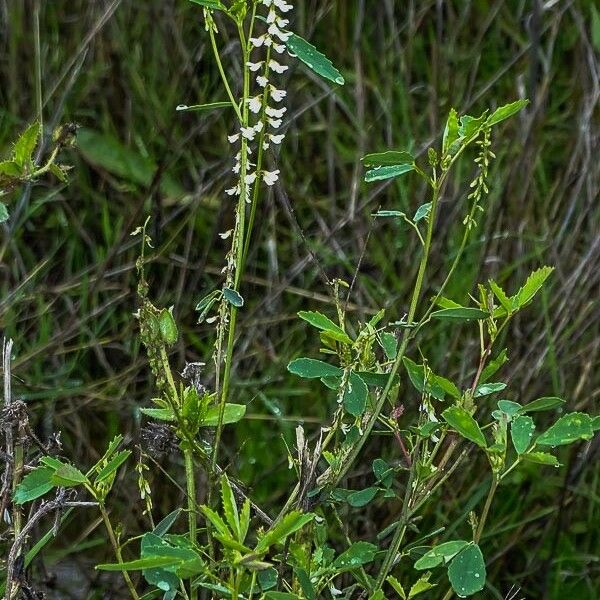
(228, 133, 240, 143)
(245, 172, 257, 185)
(256, 76, 269, 87)
(261, 0, 273, 5)
(219, 229, 233, 239)
(276, 17, 289, 27)
(246, 61, 264, 72)
(232, 162, 240, 174)
(266, 8, 277, 23)
(266, 106, 286, 118)
(268, 24, 292, 42)
(250, 35, 265, 47)
(270, 87, 287, 102)
(268, 118, 282, 129)
(269, 134, 285, 144)
(253, 121, 264, 133)
(262, 141, 270, 150)
(241, 126, 256, 140)
(273, 43, 286, 54)
(247, 96, 262, 114)
(263, 36, 273, 47)
(225, 186, 239, 196)
(263, 170, 280, 186)
(206, 316, 218, 324)
(269, 59, 288, 74)
(274, 0, 293, 11)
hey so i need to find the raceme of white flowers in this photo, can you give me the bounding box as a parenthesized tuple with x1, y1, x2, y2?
(224, 0, 292, 218)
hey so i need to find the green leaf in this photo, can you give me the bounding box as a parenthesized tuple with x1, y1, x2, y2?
(159, 308, 178, 345)
(95, 450, 131, 483)
(200, 505, 231, 538)
(408, 572, 436, 598)
(458, 112, 488, 139)
(474, 382, 506, 397)
(264, 594, 302, 600)
(536, 412, 594, 447)
(13, 121, 40, 167)
(77, 128, 184, 198)
(362, 151, 414, 167)
(447, 544, 486, 596)
(332, 541, 378, 573)
(413, 202, 432, 222)
(287, 358, 342, 379)
(176, 101, 230, 112)
(285, 32, 344, 85)
(187, 0, 225, 9)
(442, 407, 487, 448)
(153, 509, 182, 537)
(343, 372, 369, 417)
(373, 458, 394, 488)
(365, 164, 414, 182)
(414, 540, 469, 569)
(511, 415, 535, 454)
(347, 487, 378, 507)
(0, 203, 8, 224)
(497, 400, 522, 417)
(486, 99, 529, 127)
(442, 108, 459, 155)
(51, 463, 89, 486)
(255, 511, 314, 553)
(298, 311, 352, 344)
(480, 349, 508, 383)
(202, 403, 246, 426)
(96, 556, 181, 571)
(386, 575, 407, 599)
(523, 452, 561, 467)
(223, 287, 244, 308)
(220, 475, 240, 541)
(49, 163, 68, 183)
(592, 416, 600, 432)
(402, 357, 460, 401)
(14, 467, 56, 504)
(489, 280, 512, 314)
(140, 407, 175, 421)
(0, 160, 22, 177)
(519, 396, 565, 413)
(430, 307, 489, 321)
(512, 266, 553, 310)
(379, 332, 398, 360)
(259, 567, 278, 591)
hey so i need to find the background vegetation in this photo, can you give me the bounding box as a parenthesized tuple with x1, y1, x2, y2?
(1, 0, 598, 597)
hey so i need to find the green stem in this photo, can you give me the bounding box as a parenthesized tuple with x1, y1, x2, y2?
(99, 506, 140, 600)
(184, 447, 198, 600)
(323, 179, 442, 489)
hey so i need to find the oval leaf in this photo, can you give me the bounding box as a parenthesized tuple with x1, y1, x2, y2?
(223, 287, 244, 308)
(287, 358, 342, 379)
(297, 311, 352, 344)
(203, 404, 246, 426)
(414, 541, 469, 570)
(447, 544, 486, 597)
(536, 412, 594, 447)
(442, 407, 487, 448)
(511, 415, 535, 454)
(14, 467, 55, 504)
(486, 99, 529, 127)
(343, 372, 369, 417)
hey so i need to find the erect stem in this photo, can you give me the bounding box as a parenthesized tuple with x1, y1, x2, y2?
(321, 177, 442, 490)
(475, 475, 498, 543)
(184, 447, 198, 600)
(99, 505, 140, 600)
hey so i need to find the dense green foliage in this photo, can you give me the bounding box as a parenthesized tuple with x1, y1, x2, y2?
(0, 1, 598, 598)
